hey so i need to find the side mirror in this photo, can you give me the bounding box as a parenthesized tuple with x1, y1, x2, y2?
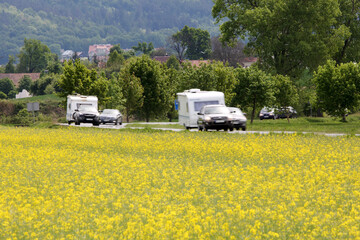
(75, 109, 79, 112)
(197, 112, 203, 115)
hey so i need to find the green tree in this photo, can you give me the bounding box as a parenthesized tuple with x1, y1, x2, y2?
(58, 59, 109, 105)
(169, 26, 211, 60)
(212, 0, 345, 78)
(313, 61, 360, 122)
(118, 70, 144, 122)
(107, 50, 125, 70)
(166, 55, 180, 70)
(132, 42, 154, 55)
(31, 74, 59, 95)
(110, 44, 122, 54)
(126, 55, 171, 121)
(0, 92, 7, 99)
(17, 75, 32, 92)
(5, 55, 16, 73)
(105, 74, 125, 110)
(231, 66, 275, 123)
(273, 74, 299, 122)
(167, 32, 187, 61)
(16, 38, 51, 73)
(0, 78, 16, 97)
(46, 53, 62, 74)
(178, 61, 237, 105)
(333, 0, 360, 64)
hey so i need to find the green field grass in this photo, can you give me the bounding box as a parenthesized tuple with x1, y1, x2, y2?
(10, 94, 63, 103)
(125, 115, 360, 134)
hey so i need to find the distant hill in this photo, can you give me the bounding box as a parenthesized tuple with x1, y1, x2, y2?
(0, 0, 219, 64)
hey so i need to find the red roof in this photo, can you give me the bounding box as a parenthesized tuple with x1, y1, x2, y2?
(153, 56, 171, 63)
(182, 60, 211, 67)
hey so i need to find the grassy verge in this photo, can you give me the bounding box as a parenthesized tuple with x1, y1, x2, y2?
(124, 115, 360, 134)
(10, 94, 62, 103)
(247, 115, 360, 134)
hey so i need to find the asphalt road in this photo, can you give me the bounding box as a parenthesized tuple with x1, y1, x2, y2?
(61, 122, 359, 137)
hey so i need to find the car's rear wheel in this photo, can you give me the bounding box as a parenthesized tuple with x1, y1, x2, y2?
(229, 127, 234, 131)
(242, 127, 246, 131)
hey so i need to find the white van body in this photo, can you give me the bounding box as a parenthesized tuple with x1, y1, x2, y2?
(66, 95, 98, 124)
(177, 89, 225, 129)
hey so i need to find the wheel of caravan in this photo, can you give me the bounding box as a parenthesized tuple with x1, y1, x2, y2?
(242, 127, 246, 131)
(229, 127, 234, 131)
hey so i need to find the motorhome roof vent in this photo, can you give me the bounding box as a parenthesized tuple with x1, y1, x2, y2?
(188, 89, 201, 93)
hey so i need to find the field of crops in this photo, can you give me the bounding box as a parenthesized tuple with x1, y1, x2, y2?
(1, 126, 360, 239)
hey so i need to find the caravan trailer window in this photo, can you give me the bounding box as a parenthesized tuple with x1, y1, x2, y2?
(76, 103, 92, 109)
(194, 101, 219, 111)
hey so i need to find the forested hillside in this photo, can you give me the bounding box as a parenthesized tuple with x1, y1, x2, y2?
(0, 0, 217, 64)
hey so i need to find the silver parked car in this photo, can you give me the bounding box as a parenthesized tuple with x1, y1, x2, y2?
(99, 109, 122, 125)
(228, 107, 247, 131)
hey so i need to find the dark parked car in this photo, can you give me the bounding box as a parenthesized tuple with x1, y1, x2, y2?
(100, 109, 122, 125)
(259, 107, 276, 120)
(197, 105, 234, 131)
(73, 105, 100, 126)
(228, 107, 247, 131)
(277, 106, 297, 119)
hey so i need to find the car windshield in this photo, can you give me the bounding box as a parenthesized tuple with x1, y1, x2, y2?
(260, 108, 273, 113)
(204, 106, 230, 114)
(102, 109, 118, 115)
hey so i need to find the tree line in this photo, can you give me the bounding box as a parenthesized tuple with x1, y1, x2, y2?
(2, 0, 360, 123)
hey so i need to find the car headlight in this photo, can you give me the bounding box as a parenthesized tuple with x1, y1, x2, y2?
(259, 113, 263, 116)
(205, 116, 211, 121)
(228, 116, 233, 121)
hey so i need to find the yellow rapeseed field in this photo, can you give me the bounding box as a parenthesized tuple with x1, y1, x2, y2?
(1, 126, 360, 239)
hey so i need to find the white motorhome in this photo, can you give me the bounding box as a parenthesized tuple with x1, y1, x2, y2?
(66, 95, 98, 124)
(176, 89, 225, 129)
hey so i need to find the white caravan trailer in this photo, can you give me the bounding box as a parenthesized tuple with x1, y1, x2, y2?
(66, 95, 98, 124)
(177, 89, 225, 129)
